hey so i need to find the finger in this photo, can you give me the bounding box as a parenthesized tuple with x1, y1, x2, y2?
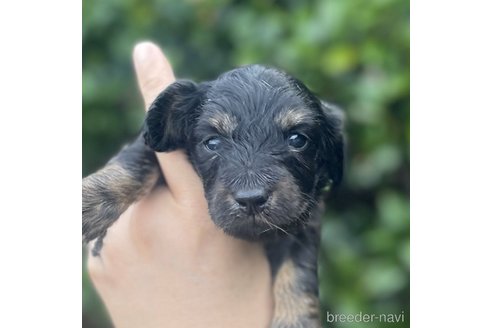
(154, 150, 207, 206)
(133, 41, 175, 108)
(132, 42, 205, 202)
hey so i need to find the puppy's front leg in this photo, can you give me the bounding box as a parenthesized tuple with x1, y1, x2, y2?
(82, 133, 160, 255)
(268, 225, 322, 328)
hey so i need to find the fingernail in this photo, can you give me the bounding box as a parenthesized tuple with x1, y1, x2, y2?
(133, 41, 155, 62)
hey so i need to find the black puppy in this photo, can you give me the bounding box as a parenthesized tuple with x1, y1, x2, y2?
(83, 65, 344, 328)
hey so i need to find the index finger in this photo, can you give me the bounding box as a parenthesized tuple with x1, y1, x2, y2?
(132, 42, 205, 202)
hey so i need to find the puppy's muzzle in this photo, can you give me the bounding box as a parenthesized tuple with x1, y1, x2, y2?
(234, 188, 269, 214)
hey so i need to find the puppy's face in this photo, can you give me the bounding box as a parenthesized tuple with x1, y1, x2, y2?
(144, 65, 344, 240)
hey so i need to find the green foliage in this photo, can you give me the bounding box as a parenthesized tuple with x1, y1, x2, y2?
(83, 0, 409, 327)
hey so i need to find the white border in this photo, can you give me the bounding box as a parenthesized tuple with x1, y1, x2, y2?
(412, 0, 492, 326)
(0, 0, 81, 327)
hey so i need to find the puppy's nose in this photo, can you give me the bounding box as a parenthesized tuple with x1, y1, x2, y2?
(234, 188, 268, 208)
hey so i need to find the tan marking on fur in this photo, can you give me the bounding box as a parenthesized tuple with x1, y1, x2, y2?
(275, 108, 313, 130)
(272, 259, 319, 327)
(208, 112, 238, 135)
(82, 162, 159, 242)
(107, 164, 147, 200)
(270, 176, 304, 217)
(211, 181, 237, 210)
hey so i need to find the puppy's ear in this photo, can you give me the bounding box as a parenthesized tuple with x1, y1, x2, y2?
(319, 100, 345, 187)
(143, 80, 206, 152)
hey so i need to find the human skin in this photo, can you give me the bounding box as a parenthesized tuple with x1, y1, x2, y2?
(86, 42, 273, 328)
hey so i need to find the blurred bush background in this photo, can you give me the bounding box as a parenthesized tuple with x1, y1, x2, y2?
(83, 0, 409, 327)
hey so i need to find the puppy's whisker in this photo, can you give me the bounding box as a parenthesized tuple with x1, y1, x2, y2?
(261, 215, 292, 237)
(267, 218, 307, 247)
(269, 222, 290, 236)
(261, 217, 276, 232)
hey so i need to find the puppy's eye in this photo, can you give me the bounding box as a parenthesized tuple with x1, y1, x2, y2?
(204, 137, 222, 151)
(287, 133, 308, 149)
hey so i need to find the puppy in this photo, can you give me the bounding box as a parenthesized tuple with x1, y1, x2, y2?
(83, 64, 344, 328)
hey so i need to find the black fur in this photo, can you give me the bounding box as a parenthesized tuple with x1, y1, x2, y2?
(143, 65, 344, 240)
(83, 64, 345, 327)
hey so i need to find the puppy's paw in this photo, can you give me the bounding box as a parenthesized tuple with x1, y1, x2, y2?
(90, 235, 106, 257)
(82, 173, 127, 244)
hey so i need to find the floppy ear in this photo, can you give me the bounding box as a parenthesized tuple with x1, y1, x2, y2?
(319, 100, 345, 188)
(143, 80, 205, 152)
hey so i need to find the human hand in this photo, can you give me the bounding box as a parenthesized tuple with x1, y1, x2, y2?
(86, 41, 273, 328)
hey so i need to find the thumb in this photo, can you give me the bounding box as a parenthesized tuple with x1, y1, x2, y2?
(132, 42, 206, 203)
